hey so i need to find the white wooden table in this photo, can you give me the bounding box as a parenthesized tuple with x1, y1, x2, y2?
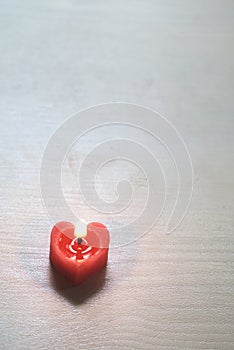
(0, 1, 233, 349)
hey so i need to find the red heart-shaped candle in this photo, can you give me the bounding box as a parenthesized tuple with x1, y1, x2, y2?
(50, 221, 110, 285)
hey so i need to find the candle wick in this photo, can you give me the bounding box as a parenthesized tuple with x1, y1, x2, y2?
(77, 238, 83, 244)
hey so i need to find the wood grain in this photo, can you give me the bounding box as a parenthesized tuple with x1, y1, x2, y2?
(0, 1, 233, 349)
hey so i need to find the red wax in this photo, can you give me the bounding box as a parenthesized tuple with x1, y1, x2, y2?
(50, 221, 110, 285)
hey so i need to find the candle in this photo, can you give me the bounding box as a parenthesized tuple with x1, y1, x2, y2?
(50, 221, 110, 285)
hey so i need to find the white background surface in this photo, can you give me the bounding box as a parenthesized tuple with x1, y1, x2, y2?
(0, 1, 233, 349)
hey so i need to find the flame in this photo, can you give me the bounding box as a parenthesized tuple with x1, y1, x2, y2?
(74, 220, 87, 238)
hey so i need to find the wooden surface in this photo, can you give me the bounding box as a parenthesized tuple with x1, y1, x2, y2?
(0, 1, 234, 349)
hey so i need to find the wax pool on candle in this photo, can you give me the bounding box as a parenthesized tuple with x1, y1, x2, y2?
(50, 221, 110, 285)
